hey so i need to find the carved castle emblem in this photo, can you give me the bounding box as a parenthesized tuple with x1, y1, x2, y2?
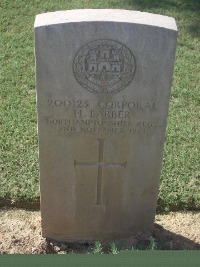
(73, 39, 136, 94)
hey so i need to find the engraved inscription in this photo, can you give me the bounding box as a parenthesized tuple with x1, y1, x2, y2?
(74, 139, 126, 205)
(47, 99, 156, 111)
(45, 98, 161, 137)
(73, 40, 136, 94)
(48, 99, 89, 108)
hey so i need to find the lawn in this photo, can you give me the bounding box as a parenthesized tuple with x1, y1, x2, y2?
(0, 0, 199, 212)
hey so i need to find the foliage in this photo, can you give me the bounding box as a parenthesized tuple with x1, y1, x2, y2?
(91, 241, 103, 254)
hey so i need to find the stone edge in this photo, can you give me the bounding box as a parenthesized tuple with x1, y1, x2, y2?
(34, 9, 177, 31)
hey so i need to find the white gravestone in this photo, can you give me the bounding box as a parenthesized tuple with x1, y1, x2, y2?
(34, 9, 177, 242)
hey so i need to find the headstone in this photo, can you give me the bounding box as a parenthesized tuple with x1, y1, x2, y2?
(34, 9, 177, 242)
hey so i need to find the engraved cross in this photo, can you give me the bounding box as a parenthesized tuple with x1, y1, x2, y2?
(74, 139, 127, 205)
(100, 69, 107, 93)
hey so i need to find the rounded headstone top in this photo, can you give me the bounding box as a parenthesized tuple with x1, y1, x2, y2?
(34, 9, 177, 31)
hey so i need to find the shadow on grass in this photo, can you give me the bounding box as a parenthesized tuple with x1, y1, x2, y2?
(186, 22, 200, 38)
(0, 197, 40, 211)
(128, 0, 200, 37)
(42, 223, 200, 254)
(152, 223, 200, 250)
(1, 197, 199, 215)
(129, 0, 200, 12)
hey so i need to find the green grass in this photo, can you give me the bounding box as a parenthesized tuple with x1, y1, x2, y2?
(45, 239, 168, 253)
(0, 0, 200, 211)
(46, 237, 178, 253)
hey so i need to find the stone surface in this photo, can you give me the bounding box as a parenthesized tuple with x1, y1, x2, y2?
(34, 9, 177, 242)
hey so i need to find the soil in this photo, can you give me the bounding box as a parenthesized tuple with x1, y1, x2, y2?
(0, 208, 200, 254)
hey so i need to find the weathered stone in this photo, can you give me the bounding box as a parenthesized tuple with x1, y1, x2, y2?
(34, 9, 177, 242)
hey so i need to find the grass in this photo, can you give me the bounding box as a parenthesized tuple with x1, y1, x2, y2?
(0, 0, 200, 211)
(45, 238, 168, 253)
(47, 237, 177, 253)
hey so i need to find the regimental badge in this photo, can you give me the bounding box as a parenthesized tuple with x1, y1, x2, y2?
(73, 39, 136, 94)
